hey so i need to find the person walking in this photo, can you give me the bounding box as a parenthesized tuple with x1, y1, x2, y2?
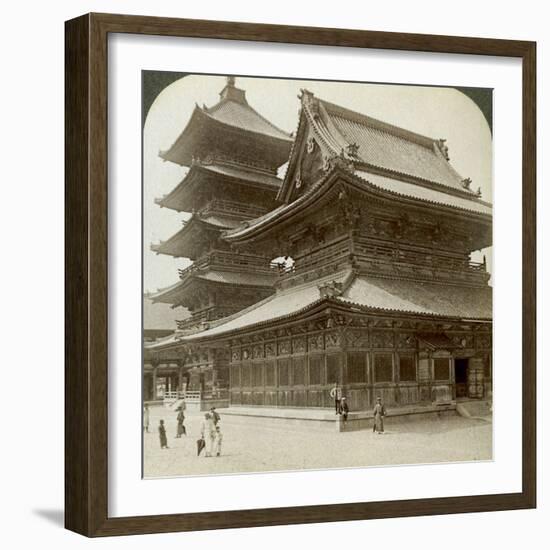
(373, 397, 387, 434)
(210, 406, 220, 426)
(214, 425, 223, 457)
(329, 384, 342, 415)
(158, 419, 169, 449)
(200, 412, 216, 457)
(143, 404, 150, 433)
(175, 408, 186, 438)
(340, 397, 349, 422)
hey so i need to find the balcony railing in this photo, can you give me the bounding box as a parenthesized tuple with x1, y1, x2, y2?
(178, 250, 273, 279)
(200, 199, 268, 220)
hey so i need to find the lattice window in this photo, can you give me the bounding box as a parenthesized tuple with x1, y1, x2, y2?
(292, 357, 307, 386)
(265, 361, 276, 387)
(278, 359, 290, 386)
(252, 364, 264, 387)
(326, 354, 342, 384)
(241, 364, 251, 387)
(399, 354, 416, 382)
(347, 352, 367, 383)
(309, 355, 324, 386)
(230, 365, 240, 388)
(374, 353, 393, 383)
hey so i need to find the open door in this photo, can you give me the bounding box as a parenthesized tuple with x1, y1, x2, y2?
(454, 358, 468, 398)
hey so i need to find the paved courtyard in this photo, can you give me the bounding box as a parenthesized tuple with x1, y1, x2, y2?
(143, 405, 492, 478)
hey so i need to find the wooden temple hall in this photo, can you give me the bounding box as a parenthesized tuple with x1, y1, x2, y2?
(145, 77, 493, 414)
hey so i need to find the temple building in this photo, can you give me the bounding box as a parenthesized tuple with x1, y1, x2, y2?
(144, 77, 293, 404)
(184, 89, 493, 412)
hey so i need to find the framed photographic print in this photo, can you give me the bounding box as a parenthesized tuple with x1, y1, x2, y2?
(65, 13, 536, 537)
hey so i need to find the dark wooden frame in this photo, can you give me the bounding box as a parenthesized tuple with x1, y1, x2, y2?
(65, 12, 536, 537)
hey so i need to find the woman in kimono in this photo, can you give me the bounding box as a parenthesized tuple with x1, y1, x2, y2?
(373, 397, 386, 434)
(176, 408, 186, 438)
(158, 419, 169, 449)
(200, 413, 216, 457)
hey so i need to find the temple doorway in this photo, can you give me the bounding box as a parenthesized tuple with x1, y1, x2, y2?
(454, 358, 469, 399)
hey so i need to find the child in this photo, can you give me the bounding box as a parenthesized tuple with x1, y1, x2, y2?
(158, 419, 169, 449)
(215, 425, 223, 457)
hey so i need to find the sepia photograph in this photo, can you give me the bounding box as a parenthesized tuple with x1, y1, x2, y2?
(142, 73, 493, 479)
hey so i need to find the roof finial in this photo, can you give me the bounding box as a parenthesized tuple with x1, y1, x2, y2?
(219, 75, 247, 105)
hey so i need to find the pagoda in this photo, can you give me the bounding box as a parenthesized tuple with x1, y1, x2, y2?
(186, 89, 493, 414)
(145, 77, 293, 404)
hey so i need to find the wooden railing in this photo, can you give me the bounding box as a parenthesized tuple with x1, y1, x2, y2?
(200, 199, 268, 220)
(178, 250, 273, 279)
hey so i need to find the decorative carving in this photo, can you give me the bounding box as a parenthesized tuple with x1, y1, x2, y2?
(475, 334, 492, 349)
(308, 333, 324, 351)
(318, 280, 344, 299)
(278, 339, 291, 355)
(372, 331, 394, 348)
(252, 344, 264, 359)
(461, 177, 472, 190)
(292, 337, 306, 354)
(345, 142, 360, 158)
(345, 329, 369, 348)
(306, 137, 316, 154)
(325, 331, 341, 348)
(323, 151, 355, 174)
(396, 333, 416, 348)
(392, 213, 410, 239)
(265, 342, 276, 357)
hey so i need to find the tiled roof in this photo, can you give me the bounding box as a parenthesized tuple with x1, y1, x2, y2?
(152, 214, 239, 257)
(354, 171, 492, 215)
(320, 98, 473, 194)
(200, 163, 283, 188)
(341, 276, 492, 319)
(143, 295, 187, 330)
(185, 271, 352, 340)
(206, 100, 292, 142)
(185, 271, 492, 341)
(155, 162, 282, 212)
(193, 270, 275, 287)
(150, 269, 275, 305)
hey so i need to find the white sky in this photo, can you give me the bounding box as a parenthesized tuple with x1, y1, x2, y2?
(143, 74, 493, 293)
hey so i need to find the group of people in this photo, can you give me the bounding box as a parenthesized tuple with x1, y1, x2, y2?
(143, 403, 223, 456)
(199, 409, 223, 457)
(330, 385, 387, 434)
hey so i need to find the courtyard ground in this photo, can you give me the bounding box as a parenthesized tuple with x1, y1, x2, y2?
(143, 405, 492, 478)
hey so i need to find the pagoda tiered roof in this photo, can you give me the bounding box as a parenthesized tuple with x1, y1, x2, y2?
(150, 213, 240, 259)
(149, 267, 275, 309)
(155, 161, 282, 212)
(159, 78, 293, 171)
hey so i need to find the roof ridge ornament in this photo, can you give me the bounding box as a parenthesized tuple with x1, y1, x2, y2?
(323, 150, 356, 174)
(318, 280, 344, 299)
(436, 138, 450, 161)
(219, 75, 248, 105)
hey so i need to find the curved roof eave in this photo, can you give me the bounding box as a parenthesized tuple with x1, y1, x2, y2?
(225, 167, 492, 244)
(160, 106, 293, 166)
